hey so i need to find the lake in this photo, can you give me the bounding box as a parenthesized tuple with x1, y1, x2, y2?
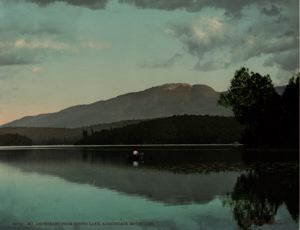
(0, 145, 298, 230)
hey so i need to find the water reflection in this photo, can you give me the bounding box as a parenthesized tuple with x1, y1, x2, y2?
(0, 146, 298, 230)
(0, 148, 241, 205)
(225, 163, 299, 230)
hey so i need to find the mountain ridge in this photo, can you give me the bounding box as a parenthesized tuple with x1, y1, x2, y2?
(5, 83, 277, 128)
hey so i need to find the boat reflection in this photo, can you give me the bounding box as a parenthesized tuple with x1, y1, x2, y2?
(132, 161, 139, 167)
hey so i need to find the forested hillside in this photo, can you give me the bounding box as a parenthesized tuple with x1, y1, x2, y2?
(77, 115, 243, 145)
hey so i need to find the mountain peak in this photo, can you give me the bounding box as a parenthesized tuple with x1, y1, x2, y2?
(158, 83, 192, 91)
(154, 83, 216, 92)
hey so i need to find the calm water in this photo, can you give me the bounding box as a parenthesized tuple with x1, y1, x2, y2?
(0, 146, 298, 230)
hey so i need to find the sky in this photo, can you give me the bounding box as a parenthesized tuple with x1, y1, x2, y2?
(0, 0, 299, 125)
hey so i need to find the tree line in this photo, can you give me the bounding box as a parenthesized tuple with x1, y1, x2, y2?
(0, 134, 32, 146)
(77, 115, 243, 145)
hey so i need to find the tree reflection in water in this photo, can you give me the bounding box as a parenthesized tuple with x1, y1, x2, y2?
(224, 163, 299, 230)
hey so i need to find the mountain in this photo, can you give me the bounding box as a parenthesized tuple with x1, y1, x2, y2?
(3, 83, 232, 128)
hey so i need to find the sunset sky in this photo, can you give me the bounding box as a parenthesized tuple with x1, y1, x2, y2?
(0, 0, 299, 124)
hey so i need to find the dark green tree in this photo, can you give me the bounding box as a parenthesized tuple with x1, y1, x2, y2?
(218, 67, 281, 147)
(82, 129, 88, 139)
(0, 134, 32, 146)
(281, 74, 299, 147)
(218, 67, 278, 125)
(282, 74, 299, 112)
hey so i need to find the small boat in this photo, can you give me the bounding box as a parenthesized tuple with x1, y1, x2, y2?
(128, 150, 144, 161)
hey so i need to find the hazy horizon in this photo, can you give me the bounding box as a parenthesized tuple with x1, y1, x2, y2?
(0, 0, 299, 125)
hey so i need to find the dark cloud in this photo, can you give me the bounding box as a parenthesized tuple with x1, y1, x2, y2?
(166, 17, 234, 71)
(264, 49, 299, 71)
(119, 0, 204, 11)
(230, 35, 298, 63)
(119, 0, 295, 17)
(164, 0, 299, 72)
(3, 0, 298, 17)
(170, 20, 298, 71)
(25, 0, 109, 9)
(0, 53, 37, 66)
(5, 0, 297, 15)
(140, 53, 183, 69)
(261, 4, 281, 16)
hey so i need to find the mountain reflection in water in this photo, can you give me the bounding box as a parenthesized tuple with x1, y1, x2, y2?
(0, 146, 298, 230)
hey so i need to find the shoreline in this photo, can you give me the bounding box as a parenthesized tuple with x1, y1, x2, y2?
(0, 144, 298, 152)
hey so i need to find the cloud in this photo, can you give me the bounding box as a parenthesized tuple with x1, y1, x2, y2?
(14, 38, 76, 51)
(81, 41, 112, 50)
(140, 53, 183, 69)
(119, 0, 245, 15)
(164, 1, 299, 72)
(165, 15, 233, 70)
(119, 0, 295, 17)
(32, 66, 45, 73)
(6, 0, 296, 17)
(0, 38, 73, 66)
(0, 0, 297, 73)
(230, 35, 297, 63)
(194, 59, 230, 72)
(116, 0, 299, 73)
(0, 0, 81, 65)
(0, 1, 113, 66)
(14, 0, 110, 10)
(0, 38, 111, 66)
(264, 49, 299, 71)
(11, 38, 111, 52)
(261, 4, 281, 16)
